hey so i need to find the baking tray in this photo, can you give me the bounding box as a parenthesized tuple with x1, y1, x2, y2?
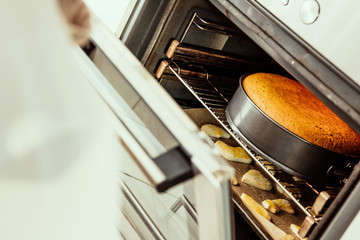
(185, 108, 305, 239)
(225, 75, 357, 184)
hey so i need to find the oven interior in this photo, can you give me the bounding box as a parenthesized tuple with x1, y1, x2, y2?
(118, 0, 359, 239)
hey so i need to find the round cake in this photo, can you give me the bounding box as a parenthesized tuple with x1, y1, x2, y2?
(243, 73, 360, 157)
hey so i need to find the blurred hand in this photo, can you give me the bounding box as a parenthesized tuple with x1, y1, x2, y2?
(59, 0, 91, 46)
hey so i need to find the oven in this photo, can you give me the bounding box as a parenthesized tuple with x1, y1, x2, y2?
(77, 0, 360, 239)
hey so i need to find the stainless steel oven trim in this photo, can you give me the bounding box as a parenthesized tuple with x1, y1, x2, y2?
(121, 0, 177, 65)
(120, 0, 146, 43)
(139, 0, 177, 65)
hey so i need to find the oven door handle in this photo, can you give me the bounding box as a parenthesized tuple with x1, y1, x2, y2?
(117, 120, 194, 192)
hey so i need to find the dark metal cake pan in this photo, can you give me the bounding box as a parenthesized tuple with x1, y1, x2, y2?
(225, 75, 357, 184)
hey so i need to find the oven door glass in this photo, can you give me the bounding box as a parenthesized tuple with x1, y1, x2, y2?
(75, 19, 234, 240)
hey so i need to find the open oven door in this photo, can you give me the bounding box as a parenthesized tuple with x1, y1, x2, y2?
(74, 18, 235, 240)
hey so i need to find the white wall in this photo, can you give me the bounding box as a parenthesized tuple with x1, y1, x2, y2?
(84, 0, 136, 36)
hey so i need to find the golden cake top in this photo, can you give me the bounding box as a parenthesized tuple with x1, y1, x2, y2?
(243, 73, 360, 156)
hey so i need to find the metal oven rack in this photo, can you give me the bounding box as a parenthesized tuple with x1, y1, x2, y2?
(154, 12, 343, 238)
(156, 59, 342, 224)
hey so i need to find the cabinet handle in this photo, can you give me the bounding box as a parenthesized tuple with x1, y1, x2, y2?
(170, 194, 198, 223)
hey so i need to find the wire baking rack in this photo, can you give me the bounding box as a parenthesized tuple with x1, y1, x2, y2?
(154, 12, 343, 237)
(157, 59, 342, 222)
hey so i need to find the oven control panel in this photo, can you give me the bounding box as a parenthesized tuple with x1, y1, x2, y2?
(251, 0, 360, 86)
